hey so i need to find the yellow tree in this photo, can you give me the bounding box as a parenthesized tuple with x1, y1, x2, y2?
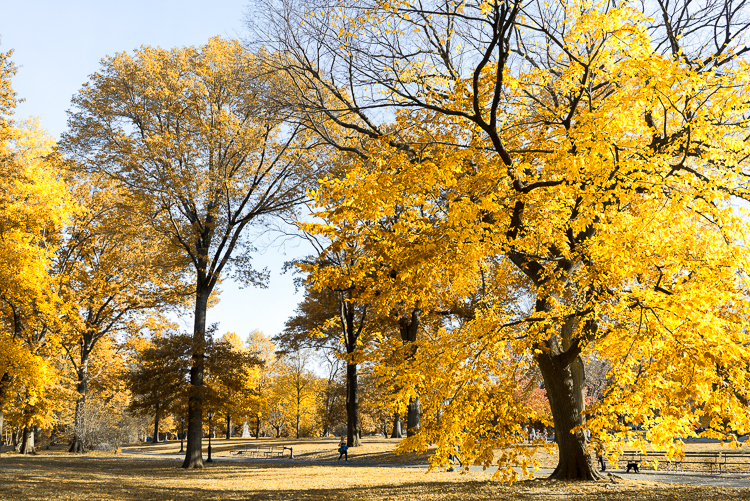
(62, 37, 316, 468)
(205, 332, 261, 439)
(269, 349, 320, 438)
(0, 47, 75, 451)
(246, 329, 277, 438)
(257, 0, 750, 480)
(278, 246, 372, 446)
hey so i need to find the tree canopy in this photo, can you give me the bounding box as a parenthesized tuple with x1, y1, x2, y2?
(253, 0, 750, 481)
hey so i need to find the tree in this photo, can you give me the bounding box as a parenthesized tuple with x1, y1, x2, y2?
(204, 332, 261, 439)
(127, 330, 191, 444)
(0, 47, 74, 451)
(63, 37, 316, 468)
(278, 254, 370, 446)
(246, 329, 277, 437)
(254, 0, 750, 480)
(57, 174, 190, 452)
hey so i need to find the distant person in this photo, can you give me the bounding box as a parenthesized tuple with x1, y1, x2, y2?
(337, 439, 348, 462)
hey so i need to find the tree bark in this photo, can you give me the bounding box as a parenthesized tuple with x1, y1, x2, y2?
(20, 427, 34, 455)
(182, 286, 210, 469)
(255, 413, 261, 439)
(345, 361, 361, 447)
(226, 413, 232, 439)
(390, 412, 403, 438)
(537, 349, 602, 480)
(399, 309, 422, 437)
(406, 398, 421, 437)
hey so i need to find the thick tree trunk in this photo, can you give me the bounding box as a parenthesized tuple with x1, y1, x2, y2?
(399, 308, 422, 437)
(406, 398, 421, 437)
(537, 349, 602, 480)
(255, 413, 261, 439)
(226, 414, 232, 440)
(345, 361, 361, 447)
(182, 286, 210, 469)
(20, 427, 34, 455)
(391, 412, 403, 438)
(153, 402, 160, 444)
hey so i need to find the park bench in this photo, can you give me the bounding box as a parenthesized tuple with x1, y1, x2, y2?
(716, 451, 750, 473)
(230, 445, 291, 458)
(231, 445, 262, 457)
(616, 450, 749, 474)
(263, 446, 286, 458)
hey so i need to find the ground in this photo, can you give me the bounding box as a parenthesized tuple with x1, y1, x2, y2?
(0, 437, 748, 500)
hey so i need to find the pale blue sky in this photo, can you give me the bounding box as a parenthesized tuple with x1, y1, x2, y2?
(1, 0, 308, 341)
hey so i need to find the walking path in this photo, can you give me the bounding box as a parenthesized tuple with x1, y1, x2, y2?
(118, 449, 750, 488)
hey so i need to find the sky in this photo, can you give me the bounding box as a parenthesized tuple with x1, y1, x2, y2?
(1, 0, 310, 341)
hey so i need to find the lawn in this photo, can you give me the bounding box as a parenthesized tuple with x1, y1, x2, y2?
(0, 438, 748, 500)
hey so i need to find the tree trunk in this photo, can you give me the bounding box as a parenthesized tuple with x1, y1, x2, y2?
(0, 372, 10, 446)
(537, 349, 602, 480)
(226, 413, 232, 440)
(153, 402, 160, 444)
(406, 398, 420, 437)
(20, 427, 34, 455)
(182, 286, 210, 469)
(69, 332, 94, 453)
(13, 427, 21, 451)
(399, 308, 422, 437)
(345, 361, 361, 447)
(69, 393, 86, 452)
(255, 413, 261, 439)
(390, 412, 403, 438)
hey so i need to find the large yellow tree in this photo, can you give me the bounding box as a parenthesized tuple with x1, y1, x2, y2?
(256, 0, 750, 480)
(63, 37, 316, 467)
(0, 47, 74, 452)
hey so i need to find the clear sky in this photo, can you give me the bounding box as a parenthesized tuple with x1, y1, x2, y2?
(1, 0, 309, 341)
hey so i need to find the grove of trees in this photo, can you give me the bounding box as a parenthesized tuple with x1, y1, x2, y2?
(1, 0, 750, 484)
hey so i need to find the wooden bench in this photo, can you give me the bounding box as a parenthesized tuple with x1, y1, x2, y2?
(263, 446, 286, 458)
(231, 445, 262, 457)
(716, 451, 750, 473)
(231, 445, 288, 458)
(617, 451, 744, 474)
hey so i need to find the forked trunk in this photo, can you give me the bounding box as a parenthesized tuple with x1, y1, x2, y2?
(182, 286, 209, 469)
(346, 361, 361, 447)
(537, 350, 602, 480)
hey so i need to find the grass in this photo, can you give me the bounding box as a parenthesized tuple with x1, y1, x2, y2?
(0, 438, 748, 500)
